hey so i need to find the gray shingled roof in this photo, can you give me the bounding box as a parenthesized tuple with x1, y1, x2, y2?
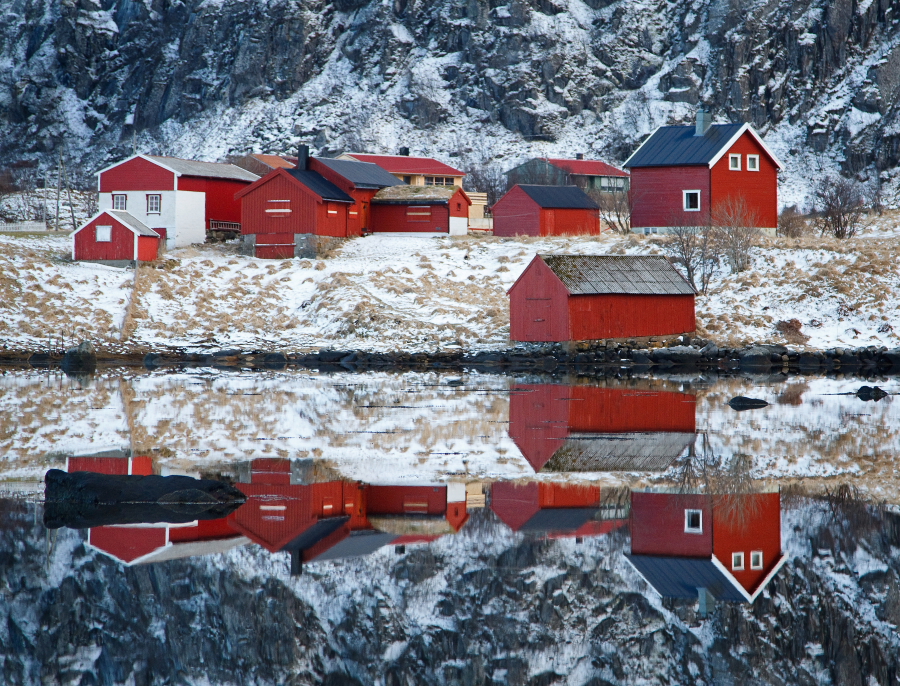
(540, 432, 695, 472)
(623, 124, 745, 168)
(107, 210, 159, 237)
(517, 184, 598, 209)
(315, 157, 404, 189)
(144, 155, 259, 182)
(540, 255, 696, 296)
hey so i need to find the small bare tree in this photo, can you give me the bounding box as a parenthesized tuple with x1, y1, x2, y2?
(589, 186, 633, 234)
(660, 211, 718, 294)
(712, 196, 760, 274)
(777, 205, 807, 238)
(463, 157, 508, 208)
(812, 176, 871, 239)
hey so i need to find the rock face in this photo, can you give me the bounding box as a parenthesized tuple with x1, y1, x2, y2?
(2, 0, 900, 199)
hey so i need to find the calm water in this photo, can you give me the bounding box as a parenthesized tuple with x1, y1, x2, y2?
(1, 368, 898, 685)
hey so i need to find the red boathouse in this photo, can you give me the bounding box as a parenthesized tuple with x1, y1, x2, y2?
(71, 210, 161, 266)
(508, 254, 696, 342)
(370, 185, 471, 235)
(492, 185, 600, 237)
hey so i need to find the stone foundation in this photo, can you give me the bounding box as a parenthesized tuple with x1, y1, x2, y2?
(239, 234, 347, 259)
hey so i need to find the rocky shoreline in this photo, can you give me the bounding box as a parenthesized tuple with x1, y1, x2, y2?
(3, 338, 900, 377)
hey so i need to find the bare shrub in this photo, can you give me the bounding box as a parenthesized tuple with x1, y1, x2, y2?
(712, 196, 760, 274)
(659, 212, 717, 294)
(812, 176, 871, 239)
(777, 205, 807, 238)
(588, 186, 633, 234)
(775, 318, 810, 345)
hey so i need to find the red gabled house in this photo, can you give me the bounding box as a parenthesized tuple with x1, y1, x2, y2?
(624, 113, 783, 235)
(309, 156, 404, 234)
(71, 210, 161, 266)
(493, 185, 600, 237)
(370, 185, 471, 235)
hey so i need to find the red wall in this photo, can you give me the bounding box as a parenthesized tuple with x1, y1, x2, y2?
(137, 235, 159, 261)
(538, 483, 601, 508)
(239, 170, 323, 236)
(631, 492, 713, 557)
(179, 176, 250, 227)
(493, 186, 540, 237)
(89, 526, 167, 564)
(491, 481, 541, 530)
(630, 166, 710, 229)
(508, 257, 570, 341)
(710, 131, 779, 229)
(366, 486, 447, 515)
(568, 293, 695, 340)
(74, 213, 137, 261)
(448, 188, 470, 218)
(540, 208, 600, 236)
(370, 202, 451, 232)
(507, 383, 570, 470)
(712, 492, 782, 594)
(99, 156, 175, 192)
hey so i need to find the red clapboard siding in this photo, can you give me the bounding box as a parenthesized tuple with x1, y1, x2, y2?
(540, 208, 600, 236)
(99, 156, 175, 192)
(179, 176, 249, 227)
(491, 481, 541, 531)
(492, 186, 540, 237)
(566, 386, 697, 434)
(365, 486, 447, 515)
(631, 492, 713, 557)
(508, 257, 570, 341)
(568, 293, 695, 340)
(137, 235, 159, 261)
(168, 517, 239, 542)
(74, 214, 138, 261)
(712, 492, 782, 594)
(370, 202, 450, 232)
(239, 170, 319, 235)
(538, 483, 602, 508)
(630, 166, 710, 229)
(448, 188, 470, 218)
(89, 526, 168, 564)
(710, 131, 779, 230)
(507, 383, 570, 469)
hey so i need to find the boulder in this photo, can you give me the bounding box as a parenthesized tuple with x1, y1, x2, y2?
(881, 347, 900, 372)
(738, 346, 774, 371)
(699, 342, 719, 357)
(728, 396, 770, 411)
(651, 345, 702, 365)
(61, 340, 97, 374)
(798, 352, 822, 373)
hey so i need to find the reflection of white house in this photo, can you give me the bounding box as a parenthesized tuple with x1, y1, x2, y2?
(96, 155, 258, 248)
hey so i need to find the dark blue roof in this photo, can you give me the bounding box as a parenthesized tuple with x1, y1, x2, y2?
(315, 158, 403, 189)
(624, 124, 745, 168)
(516, 184, 599, 209)
(625, 554, 748, 602)
(287, 169, 355, 202)
(281, 517, 349, 552)
(307, 530, 397, 562)
(519, 508, 599, 534)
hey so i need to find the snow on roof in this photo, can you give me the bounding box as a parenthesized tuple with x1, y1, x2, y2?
(516, 185, 599, 209)
(343, 153, 465, 177)
(315, 157, 404, 188)
(143, 155, 260, 182)
(539, 254, 696, 296)
(544, 158, 629, 177)
(372, 184, 467, 204)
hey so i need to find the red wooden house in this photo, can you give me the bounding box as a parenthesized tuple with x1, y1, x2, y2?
(309, 156, 404, 233)
(71, 210, 160, 266)
(96, 154, 259, 247)
(370, 185, 471, 235)
(509, 383, 697, 472)
(626, 490, 787, 603)
(624, 114, 783, 235)
(492, 185, 600, 237)
(508, 255, 696, 342)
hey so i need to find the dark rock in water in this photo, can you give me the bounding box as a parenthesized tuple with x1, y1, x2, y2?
(728, 396, 770, 411)
(43, 469, 245, 529)
(651, 345, 701, 365)
(61, 341, 97, 374)
(28, 352, 53, 368)
(738, 346, 775, 371)
(857, 385, 889, 402)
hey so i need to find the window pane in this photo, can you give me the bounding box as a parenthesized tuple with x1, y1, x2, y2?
(147, 195, 160, 213)
(113, 195, 126, 210)
(96, 225, 112, 242)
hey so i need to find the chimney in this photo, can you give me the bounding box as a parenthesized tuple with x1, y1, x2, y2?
(398, 146, 410, 156)
(575, 153, 584, 160)
(695, 110, 712, 136)
(297, 144, 309, 170)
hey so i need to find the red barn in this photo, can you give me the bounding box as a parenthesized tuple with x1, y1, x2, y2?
(96, 154, 259, 247)
(508, 254, 696, 342)
(370, 185, 471, 235)
(626, 491, 786, 604)
(492, 185, 600, 237)
(624, 115, 783, 235)
(71, 210, 160, 266)
(509, 383, 697, 472)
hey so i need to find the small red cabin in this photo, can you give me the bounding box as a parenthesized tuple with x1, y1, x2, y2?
(370, 185, 471, 235)
(71, 210, 160, 266)
(625, 117, 783, 235)
(627, 491, 786, 603)
(508, 254, 696, 342)
(492, 185, 600, 237)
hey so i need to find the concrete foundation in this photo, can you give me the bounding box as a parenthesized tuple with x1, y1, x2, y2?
(240, 234, 347, 259)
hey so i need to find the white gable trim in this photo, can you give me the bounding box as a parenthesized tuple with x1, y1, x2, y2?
(710, 552, 787, 602)
(623, 126, 663, 168)
(707, 124, 785, 171)
(70, 211, 159, 240)
(710, 554, 753, 601)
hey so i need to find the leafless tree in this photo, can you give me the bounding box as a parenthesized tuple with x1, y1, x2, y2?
(659, 211, 718, 294)
(461, 155, 508, 207)
(812, 176, 871, 239)
(777, 205, 807, 238)
(712, 195, 760, 274)
(588, 187, 633, 234)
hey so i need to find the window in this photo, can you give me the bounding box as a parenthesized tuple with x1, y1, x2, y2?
(146, 194, 161, 213)
(407, 206, 431, 222)
(112, 194, 127, 211)
(403, 175, 412, 184)
(685, 509, 703, 533)
(729, 154, 741, 170)
(750, 551, 764, 569)
(732, 552, 745, 570)
(747, 155, 760, 171)
(683, 190, 701, 211)
(95, 225, 112, 242)
(425, 176, 455, 186)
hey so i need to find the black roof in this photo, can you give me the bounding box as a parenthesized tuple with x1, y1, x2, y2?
(516, 185, 599, 209)
(287, 169, 355, 202)
(626, 554, 748, 602)
(281, 517, 349, 552)
(307, 530, 397, 562)
(519, 508, 599, 534)
(624, 124, 746, 168)
(314, 157, 404, 189)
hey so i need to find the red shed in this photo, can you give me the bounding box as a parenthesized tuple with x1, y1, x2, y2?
(625, 115, 783, 235)
(71, 210, 160, 266)
(492, 185, 600, 237)
(370, 185, 471, 235)
(508, 254, 696, 342)
(627, 491, 786, 603)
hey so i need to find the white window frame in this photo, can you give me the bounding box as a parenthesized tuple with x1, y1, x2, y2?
(684, 509, 703, 534)
(747, 154, 760, 172)
(750, 551, 764, 569)
(95, 225, 112, 242)
(683, 190, 701, 212)
(732, 552, 745, 570)
(146, 194, 161, 214)
(112, 194, 127, 211)
(729, 154, 741, 171)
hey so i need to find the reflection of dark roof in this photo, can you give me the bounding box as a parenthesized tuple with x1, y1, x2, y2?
(517, 185, 598, 209)
(626, 554, 747, 602)
(315, 158, 404, 189)
(282, 517, 349, 552)
(307, 530, 397, 561)
(287, 169, 355, 202)
(519, 508, 599, 533)
(624, 124, 745, 168)
(540, 255, 696, 296)
(541, 432, 695, 472)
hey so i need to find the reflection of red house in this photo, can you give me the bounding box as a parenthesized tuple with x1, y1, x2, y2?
(509, 384, 697, 472)
(491, 482, 627, 538)
(626, 491, 786, 603)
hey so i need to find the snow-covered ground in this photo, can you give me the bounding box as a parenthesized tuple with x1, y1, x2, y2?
(1, 226, 899, 353)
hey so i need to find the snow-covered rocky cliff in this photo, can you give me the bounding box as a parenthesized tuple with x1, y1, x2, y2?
(3, 0, 900, 205)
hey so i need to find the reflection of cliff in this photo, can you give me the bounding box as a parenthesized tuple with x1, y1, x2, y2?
(509, 383, 697, 472)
